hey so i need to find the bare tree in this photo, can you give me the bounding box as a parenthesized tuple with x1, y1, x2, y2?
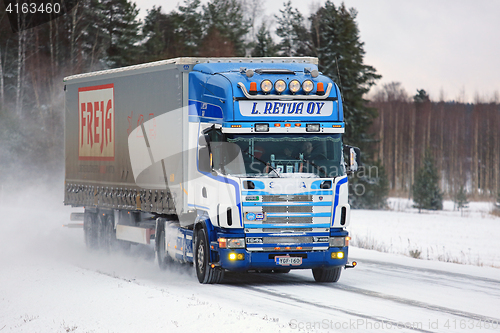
(0, 45, 4, 108)
(16, 15, 27, 115)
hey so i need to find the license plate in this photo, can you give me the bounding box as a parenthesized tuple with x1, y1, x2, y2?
(276, 256, 302, 266)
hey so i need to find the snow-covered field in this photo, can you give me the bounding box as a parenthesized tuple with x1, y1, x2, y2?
(1, 187, 499, 332)
(350, 198, 500, 267)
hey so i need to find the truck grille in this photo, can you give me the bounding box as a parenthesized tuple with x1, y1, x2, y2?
(262, 228, 313, 232)
(262, 195, 313, 202)
(262, 205, 313, 213)
(263, 236, 313, 244)
(266, 217, 313, 224)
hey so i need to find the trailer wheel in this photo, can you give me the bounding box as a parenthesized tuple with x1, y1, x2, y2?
(194, 228, 224, 284)
(84, 211, 98, 250)
(102, 214, 116, 252)
(156, 226, 173, 270)
(312, 266, 342, 283)
(97, 214, 106, 250)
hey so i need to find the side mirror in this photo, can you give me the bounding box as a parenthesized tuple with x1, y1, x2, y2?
(199, 134, 210, 147)
(198, 147, 211, 173)
(344, 145, 361, 174)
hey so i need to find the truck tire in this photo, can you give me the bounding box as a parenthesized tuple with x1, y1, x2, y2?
(194, 228, 224, 284)
(312, 266, 342, 283)
(97, 214, 106, 250)
(84, 211, 98, 250)
(102, 214, 116, 252)
(156, 226, 173, 270)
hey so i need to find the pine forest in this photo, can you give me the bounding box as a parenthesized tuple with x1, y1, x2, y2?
(0, 0, 499, 206)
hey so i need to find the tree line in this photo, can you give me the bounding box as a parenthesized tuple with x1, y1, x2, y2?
(371, 83, 500, 201)
(0, 0, 380, 188)
(3, 0, 496, 206)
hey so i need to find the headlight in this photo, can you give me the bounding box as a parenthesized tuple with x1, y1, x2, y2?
(261, 79, 273, 93)
(289, 79, 301, 94)
(218, 238, 245, 249)
(329, 237, 346, 247)
(302, 80, 314, 94)
(274, 79, 286, 94)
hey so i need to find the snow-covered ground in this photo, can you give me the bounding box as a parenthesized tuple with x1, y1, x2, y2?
(349, 198, 500, 267)
(1, 187, 499, 332)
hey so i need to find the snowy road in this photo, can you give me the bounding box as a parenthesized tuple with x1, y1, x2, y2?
(216, 250, 500, 333)
(1, 192, 500, 332)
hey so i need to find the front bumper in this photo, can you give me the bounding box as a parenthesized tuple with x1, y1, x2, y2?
(218, 246, 349, 271)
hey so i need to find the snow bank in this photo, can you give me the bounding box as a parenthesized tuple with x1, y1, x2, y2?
(350, 198, 500, 267)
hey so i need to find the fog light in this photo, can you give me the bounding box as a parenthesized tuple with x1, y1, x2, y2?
(331, 251, 345, 259)
(229, 253, 244, 261)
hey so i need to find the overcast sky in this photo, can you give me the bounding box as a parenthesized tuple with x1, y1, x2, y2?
(135, 0, 500, 102)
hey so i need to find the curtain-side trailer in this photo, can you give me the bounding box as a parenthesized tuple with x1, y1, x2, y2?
(64, 57, 358, 284)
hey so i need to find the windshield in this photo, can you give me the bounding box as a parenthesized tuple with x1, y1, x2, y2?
(212, 133, 345, 178)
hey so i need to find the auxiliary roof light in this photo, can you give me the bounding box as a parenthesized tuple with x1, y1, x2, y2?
(289, 79, 301, 94)
(255, 123, 269, 132)
(316, 82, 325, 95)
(249, 82, 257, 95)
(306, 123, 320, 132)
(302, 80, 314, 94)
(261, 79, 273, 94)
(274, 79, 286, 94)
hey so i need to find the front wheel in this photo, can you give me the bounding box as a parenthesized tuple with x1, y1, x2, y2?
(194, 228, 224, 284)
(312, 266, 342, 283)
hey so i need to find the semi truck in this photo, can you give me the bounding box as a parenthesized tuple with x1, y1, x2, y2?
(64, 57, 359, 284)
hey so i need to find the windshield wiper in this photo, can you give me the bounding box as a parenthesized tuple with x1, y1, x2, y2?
(301, 158, 328, 177)
(243, 149, 281, 178)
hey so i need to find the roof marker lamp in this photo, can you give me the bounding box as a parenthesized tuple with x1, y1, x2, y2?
(255, 123, 269, 132)
(249, 82, 257, 95)
(302, 80, 314, 94)
(316, 82, 325, 95)
(261, 79, 273, 94)
(274, 79, 286, 94)
(289, 79, 301, 94)
(306, 123, 320, 132)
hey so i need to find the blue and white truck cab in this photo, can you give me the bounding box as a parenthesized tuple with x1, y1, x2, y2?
(185, 58, 358, 283)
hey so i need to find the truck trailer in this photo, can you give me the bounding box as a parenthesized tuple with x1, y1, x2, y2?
(64, 57, 359, 284)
